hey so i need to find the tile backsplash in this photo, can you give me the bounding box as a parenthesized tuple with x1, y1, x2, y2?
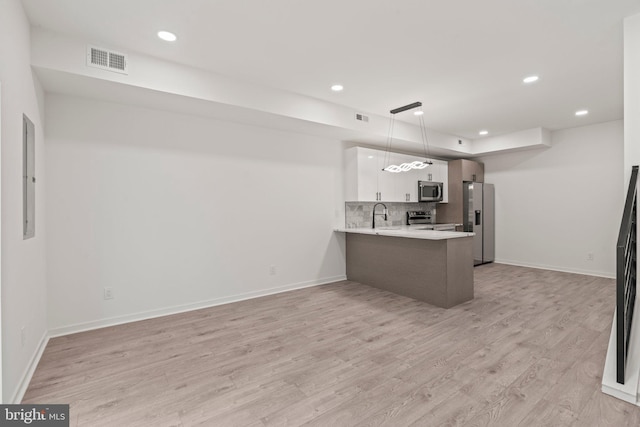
(345, 202, 437, 228)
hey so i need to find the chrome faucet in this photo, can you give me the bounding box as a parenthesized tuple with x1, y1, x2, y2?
(372, 203, 388, 229)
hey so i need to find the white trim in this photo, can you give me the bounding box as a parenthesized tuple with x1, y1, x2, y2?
(494, 258, 615, 279)
(602, 308, 640, 406)
(10, 331, 49, 404)
(49, 275, 346, 338)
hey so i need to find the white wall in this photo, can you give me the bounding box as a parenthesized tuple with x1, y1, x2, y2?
(45, 94, 346, 334)
(624, 13, 640, 179)
(0, 0, 48, 403)
(480, 120, 623, 278)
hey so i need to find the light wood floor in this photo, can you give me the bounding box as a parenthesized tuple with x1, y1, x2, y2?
(23, 263, 640, 426)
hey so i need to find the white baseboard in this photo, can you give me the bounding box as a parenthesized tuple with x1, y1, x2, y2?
(11, 331, 50, 404)
(48, 275, 346, 338)
(494, 258, 615, 279)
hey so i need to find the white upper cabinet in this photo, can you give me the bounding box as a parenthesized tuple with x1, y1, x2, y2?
(393, 152, 420, 202)
(345, 147, 448, 203)
(345, 147, 380, 202)
(378, 151, 400, 201)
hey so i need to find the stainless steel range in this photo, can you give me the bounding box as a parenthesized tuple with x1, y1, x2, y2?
(407, 210, 458, 231)
(406, 211, 434, 226)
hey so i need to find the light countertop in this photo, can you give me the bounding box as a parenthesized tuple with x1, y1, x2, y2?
(335, 225, 474, 240)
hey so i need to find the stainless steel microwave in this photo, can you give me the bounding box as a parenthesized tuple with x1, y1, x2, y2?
(418, 181, 444, 202)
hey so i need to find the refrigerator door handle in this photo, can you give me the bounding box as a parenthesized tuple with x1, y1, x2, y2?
(475, 210, 481, 225)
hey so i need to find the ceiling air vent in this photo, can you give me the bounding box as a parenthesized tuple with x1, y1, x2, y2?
(355, 113, 369, 123)
(87, 45, 128, 74)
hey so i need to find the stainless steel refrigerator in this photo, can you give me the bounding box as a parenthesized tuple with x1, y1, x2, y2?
(463, 182, 495, 266)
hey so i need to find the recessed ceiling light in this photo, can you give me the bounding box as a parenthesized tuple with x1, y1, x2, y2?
(523, 75, 539, 84)
(157, 31, 177, 42)
(479, 130, 489, 136)
(414, 110, 424, 116)
(331, 84, 344, 92)
(575, 109, 589, 116)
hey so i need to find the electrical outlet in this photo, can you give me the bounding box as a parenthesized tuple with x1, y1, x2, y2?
(269, 265, 277, 276)
(21, 326, 26, 347)
(587, 253, 594, 261)
(103, 287, 114, 300)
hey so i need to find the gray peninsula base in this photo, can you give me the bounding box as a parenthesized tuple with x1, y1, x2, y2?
(345, 233, 474, 308)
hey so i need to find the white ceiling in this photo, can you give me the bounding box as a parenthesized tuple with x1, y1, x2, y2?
(21, 0, 640, 140)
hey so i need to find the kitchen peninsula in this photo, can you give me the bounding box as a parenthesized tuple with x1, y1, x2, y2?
(336, 227, 475, 308)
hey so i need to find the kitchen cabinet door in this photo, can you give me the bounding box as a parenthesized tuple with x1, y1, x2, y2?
(359, 148, 383, 201)
(405, 166, 421, 202)
(377, 151, 396, 201)
(461, 159, 484, 182)
(419, 163, 437, 183)
(345, 147, 404, 202)
(379, 152, 411, 202)
(345, 147, 379, 201)
(474, 163, 484, 182)
(403, 155, 421, 202)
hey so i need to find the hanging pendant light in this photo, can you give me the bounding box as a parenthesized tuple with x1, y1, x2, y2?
(382, 101, 433, 173)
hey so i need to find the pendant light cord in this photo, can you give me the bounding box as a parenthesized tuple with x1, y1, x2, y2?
(418, 114, 431, 162)
(384, 113, 396, 170)
(383, 101, 431, 171)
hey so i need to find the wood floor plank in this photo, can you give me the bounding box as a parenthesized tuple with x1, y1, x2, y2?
(517, 398, 578, 427)
(462, 357, 563, 426)
(22, 264, 640, 425)
(541, 329, 610, 416)
(573, 388, 640, 427)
